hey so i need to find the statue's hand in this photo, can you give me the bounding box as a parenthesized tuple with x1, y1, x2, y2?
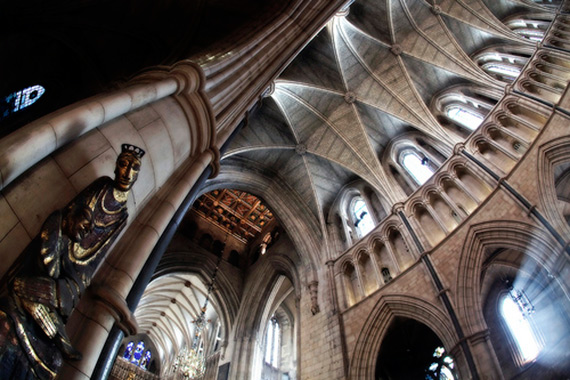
(39, 211, 64, 278)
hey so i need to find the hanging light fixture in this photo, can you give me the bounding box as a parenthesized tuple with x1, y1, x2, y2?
(175, 254, 223, 379)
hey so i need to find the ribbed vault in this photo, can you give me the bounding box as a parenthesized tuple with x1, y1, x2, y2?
(221, 0, 540, 254)
(134, 273, 221, 370)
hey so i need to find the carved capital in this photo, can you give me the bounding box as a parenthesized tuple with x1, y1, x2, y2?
(132, 60, 205, 96)
(391, 202, 405, 214)
(453, 142, 465, 155)
(90, 285, 138, 336)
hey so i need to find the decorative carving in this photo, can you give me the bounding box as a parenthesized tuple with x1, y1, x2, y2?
(344, 91, 356, 104)
(390, 44, 402, 56)
(0, 144, 144, 380)
(431, 5, 442, 15)
(295, 144, 307, 156)
(308, 281, 320, 315)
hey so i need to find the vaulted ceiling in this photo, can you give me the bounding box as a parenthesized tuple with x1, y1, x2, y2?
(222, 0, 542, 239)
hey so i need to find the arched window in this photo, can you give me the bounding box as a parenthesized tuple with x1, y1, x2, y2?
(122, 340, 153, 370)
(473, 47, 531, 83)
(505, 14, 552, 42)
(433, 86, 500, 133)
(265, 317, 281, 367)
(500, 288, 542, 364)
(123, 341, 134, 359)
(352, 198, 374, 237)
(446, 105, 484, 131)
(402, 152, 434, 185)
(140, 350, 152, 370)
(131, 341, 145, 365)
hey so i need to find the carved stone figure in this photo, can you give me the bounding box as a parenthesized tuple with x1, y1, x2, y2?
(0, 144, 144, 380)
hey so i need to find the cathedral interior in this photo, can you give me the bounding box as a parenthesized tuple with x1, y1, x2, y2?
(1, 0, 570, 379)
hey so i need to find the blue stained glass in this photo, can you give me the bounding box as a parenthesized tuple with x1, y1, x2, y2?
(141, 350, 152, 369)
(123, 341, 134, 359)
(132, 341, 145, 364)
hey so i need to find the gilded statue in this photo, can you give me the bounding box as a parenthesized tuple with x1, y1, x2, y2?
(0, 144, 144, 380)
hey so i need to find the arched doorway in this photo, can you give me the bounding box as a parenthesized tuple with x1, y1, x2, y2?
(375, 317, 458, 380)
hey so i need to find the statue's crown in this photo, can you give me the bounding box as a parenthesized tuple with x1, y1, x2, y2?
(121, 144, 145, 159)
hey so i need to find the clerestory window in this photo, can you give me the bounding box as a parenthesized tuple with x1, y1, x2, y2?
(473, 47, 530, 83)
(505, 15, 551, 42)
(402, 152, 434, 185)
(446, 105, 484, 131)
(352, 199, 374, 237)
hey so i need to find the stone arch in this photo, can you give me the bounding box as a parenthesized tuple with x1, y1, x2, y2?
(154, 250, 240, 355)
(355, 249, 378, 295)
(227, 257, 299, 379)
(349, 294, 458, 380)
(455, 220, 563, 336)
(203, 165, 322, 285)
(537, 135, 570, 237)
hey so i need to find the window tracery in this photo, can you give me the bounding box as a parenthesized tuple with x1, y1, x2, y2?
(122, 340, 153, 370)
(504, 14, 552, 42)
(473, 46, 531, 83)
(433, 86, 500, 133)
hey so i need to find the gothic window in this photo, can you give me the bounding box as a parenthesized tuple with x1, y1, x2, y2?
(140, 350, 152, 370)
(445, 105, 484, 131)
(131, 341, 145, 365)
(425, 347, 457, 380)
(500, 288, 542, 364)
(265, 317, 281, 368)
(123, 341, 134, 359)
(473, 47, 530, 83)
(505, 15, 551, 42)
(401, 152, 434, 185)
(352, 198, 374, 237)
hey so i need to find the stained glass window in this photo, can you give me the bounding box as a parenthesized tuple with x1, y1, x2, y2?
(123, 341, 134, 359)
(425, 347, 457, 380)
(131, 341, 145, 365)
(140, 350, 152, 370)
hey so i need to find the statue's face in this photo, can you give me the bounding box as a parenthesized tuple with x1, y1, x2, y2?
(114, 153, 141, 192)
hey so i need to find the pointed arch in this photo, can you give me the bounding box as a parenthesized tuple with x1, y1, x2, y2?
(455, 220, 563, 336)
(349, 294, 459, 379)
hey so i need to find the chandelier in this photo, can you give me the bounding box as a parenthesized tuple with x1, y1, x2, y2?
(173, 256, 222, 379)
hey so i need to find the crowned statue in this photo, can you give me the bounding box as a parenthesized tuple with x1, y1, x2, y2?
(0, 144, 145, 380)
